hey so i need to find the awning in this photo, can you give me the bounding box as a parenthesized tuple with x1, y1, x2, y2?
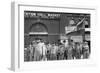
(29, 32, 48, 35)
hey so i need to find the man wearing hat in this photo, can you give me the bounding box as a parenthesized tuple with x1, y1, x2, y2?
(82, 41, 90, 59)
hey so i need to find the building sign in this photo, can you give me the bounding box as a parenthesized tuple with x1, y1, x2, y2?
(24, 12, 60, 19)
(65, 26, 77, 34)
(71, 36, 83, 42)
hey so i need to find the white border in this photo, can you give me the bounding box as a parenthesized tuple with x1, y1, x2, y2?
(11, 2, 97, 71)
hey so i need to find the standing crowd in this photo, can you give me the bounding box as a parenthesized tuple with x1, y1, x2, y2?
(24, 39, 90, 61)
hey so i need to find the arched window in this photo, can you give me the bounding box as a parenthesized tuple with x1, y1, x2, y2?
(29, 22, 48, 35)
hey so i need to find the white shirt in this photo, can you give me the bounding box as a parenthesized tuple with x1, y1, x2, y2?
(36, 42, 47, 55)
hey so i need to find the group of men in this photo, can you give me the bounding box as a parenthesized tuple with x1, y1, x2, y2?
(24, 39, 90, 61)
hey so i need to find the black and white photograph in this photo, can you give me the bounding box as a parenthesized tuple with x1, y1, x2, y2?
(10, 2, 98, 71)
(24, 11, 90, 62)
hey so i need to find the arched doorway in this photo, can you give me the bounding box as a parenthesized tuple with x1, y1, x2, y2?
(29, 22, 48, 42)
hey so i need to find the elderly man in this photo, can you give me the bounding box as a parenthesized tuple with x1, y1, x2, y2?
(33, 40, 41, 61)
(34, 39, 47, 61)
